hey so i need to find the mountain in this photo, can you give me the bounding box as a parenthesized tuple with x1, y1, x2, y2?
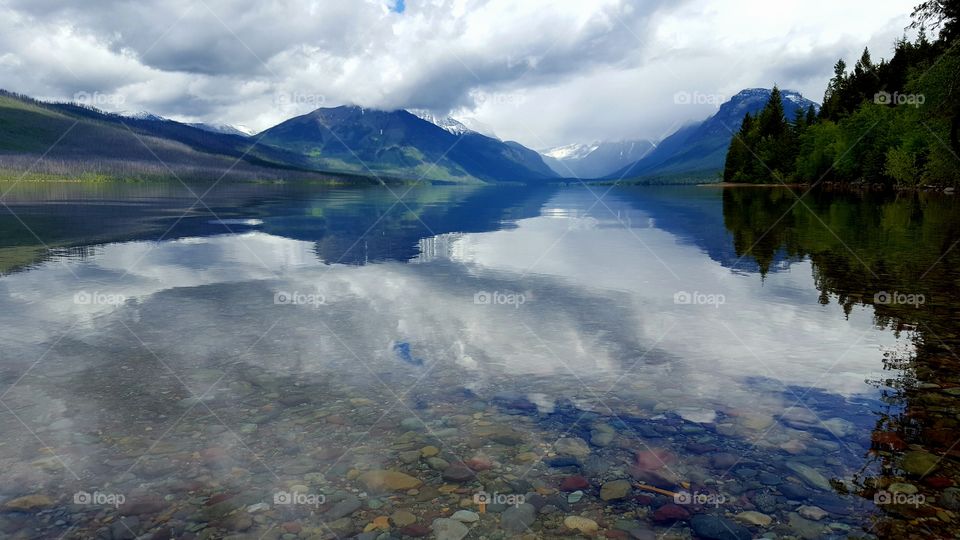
(543, 140, 656, 178)
(122, 112, 254, 137)
(0, 90, 362, 183)
(187, 122, 256, 137)
(608, 88, 820, 183)
(259, 106, 557, 183)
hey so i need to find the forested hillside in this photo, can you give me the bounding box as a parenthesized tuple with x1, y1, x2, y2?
(723, 1, 960, 187)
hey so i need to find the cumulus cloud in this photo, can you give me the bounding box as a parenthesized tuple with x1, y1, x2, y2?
(0, 0, 915, 146)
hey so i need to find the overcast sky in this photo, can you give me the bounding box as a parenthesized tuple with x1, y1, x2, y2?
(0, 0, 916, 148)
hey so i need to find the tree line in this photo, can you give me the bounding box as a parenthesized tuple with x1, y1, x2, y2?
(723, 1, 960, 187)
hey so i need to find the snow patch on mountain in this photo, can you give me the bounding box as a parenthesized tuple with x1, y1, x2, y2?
(543, 142, 600, 161)
(408, 110, 473, 136)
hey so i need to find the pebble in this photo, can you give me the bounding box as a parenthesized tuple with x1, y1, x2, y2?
(325, 495, 362, 519)
(442, 464, 474, 482)
(735, 511, 772, 527)
(902, 451, 940, 477)
(451, 510, 480, 523)
(652, 503, 690, 523)
(500, 503, 536, 533)
(420, 445, 439, 457)
(889, 483, 918, 495)
(427, 457, 450, 470)
(400, 523, 430, 537)
(590, 424, 617, 446)
(391, 510, 417, 527)
(785, 462, 832, 491)
(560, 476, 590, 491)
(690, 514, 752, 540)
(554, 437, 592, 457)
(563, 515, 599, 534)
(599, 479, 632, 501)
(432, 518, 469, 540)
(567, 490, 584, 504)
(358, 470, 423, 491)
(1, 494, 53, 511)
(939, 487, 960, 510)
(798, 505, 828, 521)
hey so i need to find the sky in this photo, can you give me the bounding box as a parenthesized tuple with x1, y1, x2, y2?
(0, 0, 917, 149)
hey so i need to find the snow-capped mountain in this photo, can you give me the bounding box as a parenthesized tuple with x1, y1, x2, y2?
(541, 140, 656, 178)
(408, 110, 473, 136)
(543, 142, 599, 161)
(120, 110, 254, 137)
(121, 111, 168, 122)
(187, 122, 255, 137)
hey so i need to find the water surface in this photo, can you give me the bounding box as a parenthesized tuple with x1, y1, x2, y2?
(0, 182, 957, 539)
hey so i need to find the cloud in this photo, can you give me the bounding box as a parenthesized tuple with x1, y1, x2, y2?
(0, 0, 915, 146)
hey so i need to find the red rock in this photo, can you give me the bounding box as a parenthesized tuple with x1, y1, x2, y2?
(925, 476, 955, 489)
(634, 448, 676, 471)
(560, 475, 591, 491)
(652, 503, 690, 523)
(467, 456, 493, 471)
(604, 530, 629, 539)
(634, 494, 654, 506)
(281, 522, 302, 534)
(400, 524, 431, 537)
(871, 431, 907, 450)
(204, 492, 235, 506)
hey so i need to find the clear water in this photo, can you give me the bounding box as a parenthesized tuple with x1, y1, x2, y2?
(0, 183, 956, 539)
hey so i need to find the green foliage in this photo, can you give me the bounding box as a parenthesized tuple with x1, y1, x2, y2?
(723, 3, 960, 187)
(722, 86, 799, 183)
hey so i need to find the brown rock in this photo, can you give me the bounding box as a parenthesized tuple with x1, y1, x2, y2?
(359, 470, 423, 491)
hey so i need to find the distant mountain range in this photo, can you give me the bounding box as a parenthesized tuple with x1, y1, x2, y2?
(0, 87, 817, 184)
(541, 140, 656, 178)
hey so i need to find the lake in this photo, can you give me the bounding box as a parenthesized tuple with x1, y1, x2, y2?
(0, 182, 958, 539)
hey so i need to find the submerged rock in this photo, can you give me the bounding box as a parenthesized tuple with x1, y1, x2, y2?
(902, 451, 940, 477)
(563, 515, 599, 534)
(358, 470, 422, 491)
(500, 503, 536, 533)
(599, 479, 632, 501)
(785, 462, 832, 491)
(734, 511, 772, 527)
(554, 437, 591, 458)
(451, 510, 479, 523)
(690, 515, 752, 540)
(2, 495, 53, 512)
(432, 518, 469, 540)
